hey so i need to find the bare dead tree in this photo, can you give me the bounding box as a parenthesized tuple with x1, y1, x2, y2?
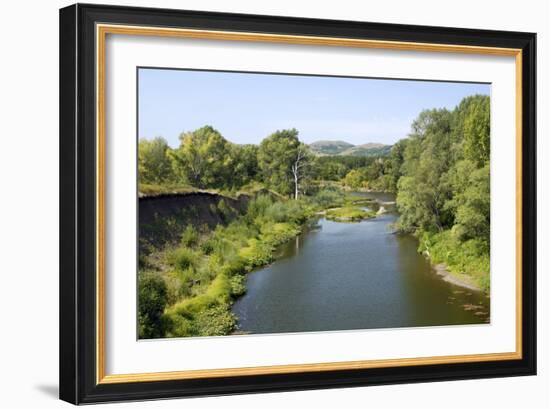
(290, 144, 309, 200)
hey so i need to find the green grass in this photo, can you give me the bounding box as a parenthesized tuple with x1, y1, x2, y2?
(166, 247, 201, 271)
(418, 230, 490, 292)
(138, 183, 198, 196)
(326, 206, 375, 222)
(180, 225, 199, 247)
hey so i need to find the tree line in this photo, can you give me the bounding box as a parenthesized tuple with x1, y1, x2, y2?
(140, 93, 489, 245)
(392, 95, 490, 242)
(139, 127, 318, 199)
(139, 127, 392, 199)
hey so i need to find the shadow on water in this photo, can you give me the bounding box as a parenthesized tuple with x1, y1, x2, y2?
(232, 192, 489, 335)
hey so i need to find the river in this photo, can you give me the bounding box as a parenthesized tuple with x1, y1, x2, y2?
(232, 192, 489, 335)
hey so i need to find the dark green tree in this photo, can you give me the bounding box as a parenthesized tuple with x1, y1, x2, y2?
(138, 272, 168, 339)
(396, 109, 454, 232)
(231, 143, 259, 186)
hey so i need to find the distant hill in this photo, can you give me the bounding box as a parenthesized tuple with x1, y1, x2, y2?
(308, 140, 354, 155)
(309, 140, 391, 157)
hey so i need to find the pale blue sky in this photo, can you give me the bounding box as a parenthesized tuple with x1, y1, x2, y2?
(138, 68, 490, 147)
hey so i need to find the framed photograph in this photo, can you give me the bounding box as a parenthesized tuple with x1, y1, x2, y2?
(59, 3, 536, 404)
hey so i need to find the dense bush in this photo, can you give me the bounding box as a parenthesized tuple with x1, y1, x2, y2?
(309, 188, 344, 209)
(166, 247, 200, 271)
(229, 274, 247, 296)
(138, 272, 168, 338)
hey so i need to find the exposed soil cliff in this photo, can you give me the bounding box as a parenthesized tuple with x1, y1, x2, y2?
(139, 192, 250, 253)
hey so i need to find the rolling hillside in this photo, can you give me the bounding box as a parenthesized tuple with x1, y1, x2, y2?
(309, 140, 391, 157)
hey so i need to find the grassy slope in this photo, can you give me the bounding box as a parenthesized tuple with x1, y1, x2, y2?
(139, 193, 313, 338)
(418, 230, 490, 292)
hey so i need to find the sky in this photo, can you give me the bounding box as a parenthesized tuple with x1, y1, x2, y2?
(138, 68, 490, 147)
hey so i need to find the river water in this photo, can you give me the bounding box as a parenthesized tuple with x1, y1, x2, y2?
(232, 192, 489, 335)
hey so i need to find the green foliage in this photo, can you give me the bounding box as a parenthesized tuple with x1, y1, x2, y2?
(193, 305, 237, 336)
(384, 139, 408, 192)
(392, 94, 490, 290)
(245, 194, 274, 222)
(461, 95, 491, 167)
(395, 95, 490, 237)
(239, 238, 274, 270)
(140, 193, 316, 338)
(138, 183, 195, 196)
(338, 157, 396, 192)
(167, 247, 201, 271)
(257, 129, 314, 198)
(264, 201, 308, 224)
(309, 187, 345, 209)
(326, 206, 375, 222)
(229, 274, 247, 296)
(199, 238, 215, 255)
(315, 159, 349, 180)
(419, 230, 490, 291)
(138, 137, 174, 185)
(258, 129, 300, 196)
(138, 272, 168, 338)
(395, 108, 455, 232)
(169, 126, 234, 189)
(181, 225, 198, 247)
(314, 155, 375, 182)
(343, 169, 366, 189)
(231, 144, 259, 186)
(453, 165, 490, 242)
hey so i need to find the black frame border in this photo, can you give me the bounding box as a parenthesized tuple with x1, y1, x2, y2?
(59, 3, 536, 404)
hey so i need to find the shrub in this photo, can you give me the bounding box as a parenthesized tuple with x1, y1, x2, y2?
(166, 247, 200, 271)
(419, 230, 490, 292)
(260, 222, 300, 246)
(162, 312, 194, 337)
(193, 304, 236, 336)
(230, 274, 247, 296)
(199, 238, 215, 255)
(245, 195, 274, 222)
(326, 207, 375, 222)
(312, 188, 345, 209)
(239, 239, 273, 270)
(180, 225, 198, 247)
(138, 272, 168, 338)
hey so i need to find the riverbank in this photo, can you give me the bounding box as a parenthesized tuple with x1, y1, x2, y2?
(419, 230, 490, 293)
(139, 193, 317, 338)
(432, 264, 482, 292)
